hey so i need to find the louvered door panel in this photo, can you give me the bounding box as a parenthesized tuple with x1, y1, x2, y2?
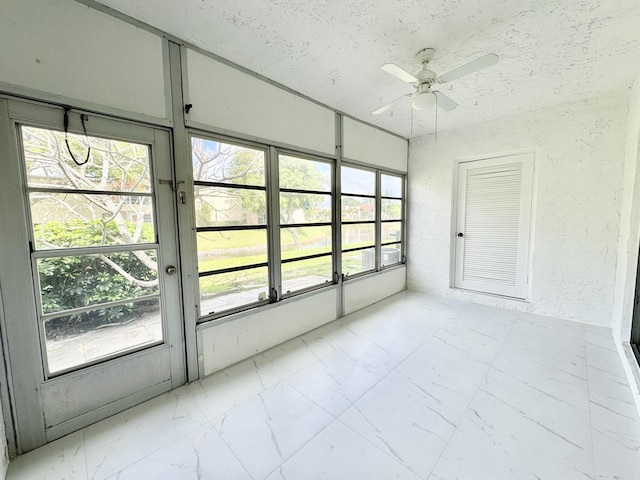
(454, 154, 533, 298)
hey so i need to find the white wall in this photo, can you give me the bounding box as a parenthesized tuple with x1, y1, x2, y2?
(343, 117, 408, 172)
(611, 77, 640, 413)
(0, 0, 167, 120)
(198, 289, 339, 375)
(344, 267, 407, 315)
(408, 92, 629, 326)
(613, 77, 640, 340)
(198, 266, 407, 375)
(186, 49, 336, 156)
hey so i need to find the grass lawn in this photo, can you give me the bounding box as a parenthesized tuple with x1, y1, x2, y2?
(197, 227, 374, 296)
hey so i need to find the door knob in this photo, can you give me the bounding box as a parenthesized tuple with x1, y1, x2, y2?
(165, 265, 177, 275)
(457, 232, 464, 237)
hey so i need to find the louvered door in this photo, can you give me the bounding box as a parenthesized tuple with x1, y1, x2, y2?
(454, 153, 533, 298)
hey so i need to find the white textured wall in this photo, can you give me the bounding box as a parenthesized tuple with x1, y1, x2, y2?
(408, 92, 628, 326)
(611, 77, 640, 413)
(613, 78, 640, 340)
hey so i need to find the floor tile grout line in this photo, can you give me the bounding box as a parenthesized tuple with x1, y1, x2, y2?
(187, 307, 410, 479)
(583, 323, 598, 480)
(257, 418, 338, 480)
(257, 303, 453, 479)
(86, 392, 214, 480)
(335, 417, 422, 479)
(207, 377, 339, 480)
(82, 428, 88, 480)
(208, 414, 258, 480)
(277, 305, 470, 478)
(423, 313, 519, 480)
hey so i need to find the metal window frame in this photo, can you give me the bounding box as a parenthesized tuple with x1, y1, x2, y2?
(339, 163, 406, 277)
(189, 133, 272, 320)
(380, 171, 405, 268)
(339, 162, 378, 276)
(276, 150, 336, 298)
(189, 134, 341, 319)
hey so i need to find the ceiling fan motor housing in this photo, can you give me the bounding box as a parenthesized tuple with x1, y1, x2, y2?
(415, 68, 436, 85)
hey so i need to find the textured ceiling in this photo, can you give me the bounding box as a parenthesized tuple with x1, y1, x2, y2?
(94, 0, 640, 139)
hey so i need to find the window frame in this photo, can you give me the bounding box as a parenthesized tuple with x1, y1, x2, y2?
(379, 172, 405, 270)
(190, 133, 272, 320)
(277, 150, 336, 298)
(189, 132, 406, 323)
(340, 163, 378, 277)
(340, 163, 406, 279)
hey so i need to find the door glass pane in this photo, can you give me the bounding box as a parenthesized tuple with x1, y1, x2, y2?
(192, 137, 265, 186)
(194, 186, 266, 227)
(342, 196, 375, 221)
(30, 192, 154, 249)
(280, 192, 331, 224)
(199, 266, 269, 315)
(342, 248, 375, 275)
(381, 174, 402, 198)
(197, 230, 268, 272)
(22, 126, 151, 192)
(37, 251, 159, 314)
(381, 199, 402, 221)
(279, 155, 331, 192)
(341, 166, 375, 196)
(281, 226, 332, 260)
(342, 224, 375, 250)
(45, 298, 162, 375)
(282, 256, 333, 294)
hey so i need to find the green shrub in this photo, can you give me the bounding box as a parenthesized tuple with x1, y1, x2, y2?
(38, 220, 158, 339)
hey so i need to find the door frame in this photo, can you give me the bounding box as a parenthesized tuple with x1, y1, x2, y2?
(450, 150, 536, 299)
(631, 241, 640, 365)
(0, 97, 186, 453)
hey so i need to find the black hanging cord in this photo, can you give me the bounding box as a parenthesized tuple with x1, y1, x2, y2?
(63, 107, 91, 166)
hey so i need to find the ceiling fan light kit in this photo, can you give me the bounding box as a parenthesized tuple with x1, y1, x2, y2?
(373, 47, 499, 118)
(411, 90, 436, 110)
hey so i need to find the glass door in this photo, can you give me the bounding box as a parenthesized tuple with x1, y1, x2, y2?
(23, 124, 165, 376)
(1, 99, 185, 450)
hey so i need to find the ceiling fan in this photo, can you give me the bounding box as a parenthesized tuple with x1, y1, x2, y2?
(373, 48, 499, 115)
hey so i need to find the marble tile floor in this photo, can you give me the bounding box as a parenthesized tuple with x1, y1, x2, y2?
(7, 291, 640, 479)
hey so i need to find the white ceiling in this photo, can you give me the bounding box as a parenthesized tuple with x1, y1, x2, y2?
(95, 0, 640, 139)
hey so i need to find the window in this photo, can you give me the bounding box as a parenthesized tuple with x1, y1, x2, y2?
(380, 173, 404, 267)
(279, 154, 333, 295)
(192, 136, 270, 316)
(341, 166, 376, 275)
(190, 135, 404, 319)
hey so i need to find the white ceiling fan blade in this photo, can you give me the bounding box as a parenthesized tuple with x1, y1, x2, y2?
(434, 91, 458, 111)
(381, 63, 418, 84)
(437, 53, 498, 84)
(372, 94, 411, 115)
